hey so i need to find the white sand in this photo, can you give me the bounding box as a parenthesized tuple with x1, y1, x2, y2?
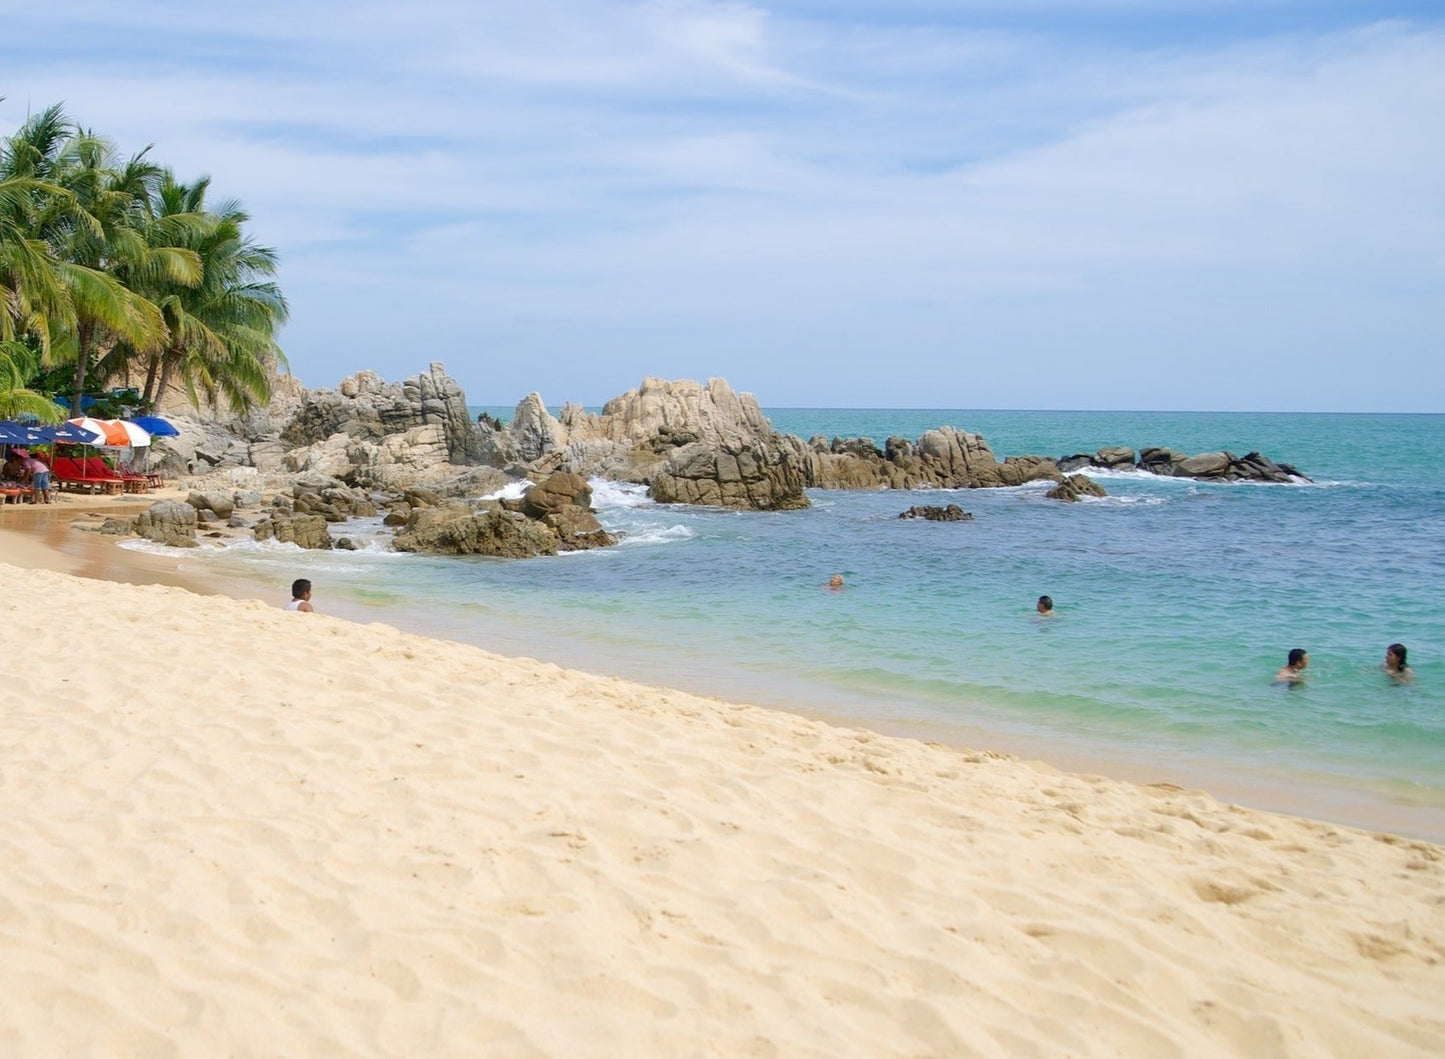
(1, 560, 1442, 1057)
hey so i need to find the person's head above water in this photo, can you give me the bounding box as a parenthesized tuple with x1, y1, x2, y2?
(1036, 595, 1053, 614)
(1287, 648, 1308, 669)
(1386, 643, 1408, 671)
(827, 574, 844, 590)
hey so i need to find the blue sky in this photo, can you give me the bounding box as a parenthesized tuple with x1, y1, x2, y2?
(3, 1, 1442, 410)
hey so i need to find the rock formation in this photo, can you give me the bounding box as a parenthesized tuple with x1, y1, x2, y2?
(898, 504, 973, 521)
(649, 440, 811, 511)
(1062, 446, 1307, 483)
(392, 472, 616, 557)
(134, 500, 198, 547)
(281, 362, 483, 466)
(795, 428, 1063, 492)
(1046, 475, 1108, 502)
(253, 512, 333, 550)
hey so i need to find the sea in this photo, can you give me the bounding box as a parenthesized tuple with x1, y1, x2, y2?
(128, 409, 1445, 838)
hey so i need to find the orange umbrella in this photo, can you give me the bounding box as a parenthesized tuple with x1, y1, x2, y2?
(67, 417, 132, 447)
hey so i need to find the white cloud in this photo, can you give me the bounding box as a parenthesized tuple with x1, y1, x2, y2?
(2, 4, 1442, 408)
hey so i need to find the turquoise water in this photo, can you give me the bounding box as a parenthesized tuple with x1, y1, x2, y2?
(150, 409, 1445, 836)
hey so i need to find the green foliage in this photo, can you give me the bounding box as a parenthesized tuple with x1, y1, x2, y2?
(0, 105, 288, 418)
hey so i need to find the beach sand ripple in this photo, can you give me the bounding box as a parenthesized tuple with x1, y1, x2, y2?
(1, 564, 1442, 1057)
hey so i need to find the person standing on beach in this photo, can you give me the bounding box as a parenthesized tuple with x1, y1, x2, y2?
(1275, 648, 1308, 683)
(1383, 643, 1413, 683)
(23, 452, 51, 504)
(286, 579, 314, 613)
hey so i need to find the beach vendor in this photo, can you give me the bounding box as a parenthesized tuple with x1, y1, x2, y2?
(285, 578, 315, 613)
(24, 452, 51, 504)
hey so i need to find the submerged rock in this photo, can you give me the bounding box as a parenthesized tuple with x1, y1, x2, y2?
(898, 504, 974, 522)
(1046, 474, 1108, 502)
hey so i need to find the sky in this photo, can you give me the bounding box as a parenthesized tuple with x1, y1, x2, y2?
(2, 1, 1443, 411)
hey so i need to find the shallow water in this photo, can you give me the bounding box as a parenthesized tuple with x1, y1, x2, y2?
(130, 409, 1445, 837)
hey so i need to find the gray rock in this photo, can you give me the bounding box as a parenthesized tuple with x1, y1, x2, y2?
(1095, 446, 1136, 468)
(521, 472, 591, 518)
(1176, 452, 1233, 478)
(1047, 474, 1108, 502)
(253, 513, 333, 550)
(281, 362, 483, 465)
(134, 500, 198, 546)
(393, 505, 561, 558)
(650, 440, 810, 511)
(898, 504, 973, 521)
(187, 491, 235, 520)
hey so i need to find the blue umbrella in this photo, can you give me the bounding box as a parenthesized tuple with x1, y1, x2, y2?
(0, 422, 35, 445)
(40, 421, 104, 444)
(129, 415, 179, 438)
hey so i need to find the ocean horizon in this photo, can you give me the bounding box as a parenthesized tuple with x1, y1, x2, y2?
(128, 407, 1445, 839)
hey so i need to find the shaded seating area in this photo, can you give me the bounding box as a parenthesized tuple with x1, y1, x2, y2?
(52, 455, 126, 495)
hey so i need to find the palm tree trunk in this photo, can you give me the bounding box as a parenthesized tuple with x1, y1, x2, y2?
(153, 349, 180, 414)
(71, 322, 93, 414)
(142, 353, 161, 411)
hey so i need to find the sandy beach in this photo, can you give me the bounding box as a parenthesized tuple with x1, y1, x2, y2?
(1, 513, 1443, 1057)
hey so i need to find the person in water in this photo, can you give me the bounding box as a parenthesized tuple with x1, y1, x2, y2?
(1383, 643, 1413, 683)
(286, 578, 315, 613)
(1275, 648, 1309, 683)
(825, 574, 845, 592)
(1036, 595, 1054, 616)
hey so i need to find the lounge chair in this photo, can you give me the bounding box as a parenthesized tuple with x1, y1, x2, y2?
(52, 456, 124, 495)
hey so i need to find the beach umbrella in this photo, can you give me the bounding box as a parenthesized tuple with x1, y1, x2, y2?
(67, 417, 131, 447)
(0, 422, 36, 446)
(129, 415, 179, 438)
(109, 420, 151, 448)
(39, 421, 104, 445)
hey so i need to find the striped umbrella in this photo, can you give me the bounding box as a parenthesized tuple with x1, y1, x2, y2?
(67, 418, 137, 447)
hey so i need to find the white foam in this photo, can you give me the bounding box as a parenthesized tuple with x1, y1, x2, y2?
(588, 479, 654, 509)
(616, 524, 696, 546)
(479, 480, 533, 501)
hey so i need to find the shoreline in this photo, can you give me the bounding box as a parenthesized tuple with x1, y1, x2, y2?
(4, 498, 1443, 842)
(1, 520, 1443, 1054)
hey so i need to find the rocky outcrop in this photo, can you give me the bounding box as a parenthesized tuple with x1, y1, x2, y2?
(1058, 447, 1135, 473)
(1046, 474, 1108, 502)
(798, 428, 1063, 492)
(564, 377, 775, 449)
(506, 393, 570, 464)
(281, 362, 482, 465)
(252, 512, 333, 550)
(649, 440, 811, 510)
(187, 491, 235, 521)
(134, 500, 198, 547)
(393, 505, 559, 558)
(898, 504, 973, 521)
(1064, 446, 1307, 483)
(282, 424, 457, 491)
(393, 472, 616, 557)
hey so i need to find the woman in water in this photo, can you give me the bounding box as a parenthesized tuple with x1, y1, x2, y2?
(1383, 643, 1413, 683)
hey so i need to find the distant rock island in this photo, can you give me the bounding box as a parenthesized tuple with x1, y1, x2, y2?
(116, 365, 1309, 556)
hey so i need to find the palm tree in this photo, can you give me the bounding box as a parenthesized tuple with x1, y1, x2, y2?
(44, 130, 202, 412)
(127, 173, 289, 414)
(0, 105, 71, 350)
(0, 105, 72, 423)
(0, 337, 63, 421)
